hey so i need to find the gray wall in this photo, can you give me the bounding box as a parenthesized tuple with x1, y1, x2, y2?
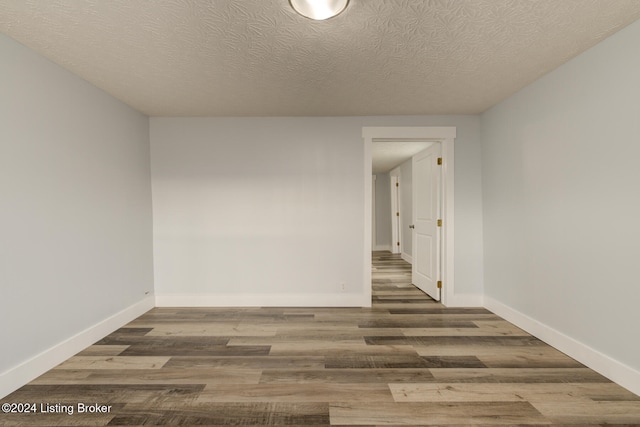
(481, 20, 640, 376)
(374, 173, 392, 250)
(0, 34, 154, 379)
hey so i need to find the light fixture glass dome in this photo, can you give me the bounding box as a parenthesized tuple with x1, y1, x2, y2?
(289, 0, 349, 20)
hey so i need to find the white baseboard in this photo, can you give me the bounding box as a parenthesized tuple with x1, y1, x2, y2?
(156, 292, 367, 307)
(374, 244, 392, 251)
(401, 253, 413, 264)
(484, 296, 640, 396)
(0, 296, 154, 399)
(445, 293, 484, 307)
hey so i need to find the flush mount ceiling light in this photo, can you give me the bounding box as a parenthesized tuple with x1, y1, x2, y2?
(289, 0, 349, 20)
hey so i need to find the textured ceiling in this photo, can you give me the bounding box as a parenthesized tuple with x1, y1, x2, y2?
(373, 141, 432, 173)
(2, 0, 640, 117)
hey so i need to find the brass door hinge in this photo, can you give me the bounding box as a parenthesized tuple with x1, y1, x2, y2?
(437, 280, 442, 289)
(396, 212, 400, 216)
(437, 219, 442, 227)
(437, 157, 442, 165)
(396, 182, 399, 187)
(397, 242, 400, 246)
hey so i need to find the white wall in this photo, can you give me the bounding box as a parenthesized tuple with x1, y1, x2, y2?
(373, 173, 392, 250)
(151, 115, 483, 305)
(0, 34, 154, 397)
(151, 117, 365, 306)
(481, 20, 640, 393)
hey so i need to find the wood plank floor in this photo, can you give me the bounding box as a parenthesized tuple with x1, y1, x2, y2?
(2, 251, 639, 425)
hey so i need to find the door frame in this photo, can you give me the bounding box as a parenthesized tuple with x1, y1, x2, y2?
(371, 175, 376, 250)
(389, 173, 401, 254)
(363, 126, 456, 307)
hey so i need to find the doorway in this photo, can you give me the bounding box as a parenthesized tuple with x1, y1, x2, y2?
(389, 174, 400, 255)
(363, 127, 456, 307)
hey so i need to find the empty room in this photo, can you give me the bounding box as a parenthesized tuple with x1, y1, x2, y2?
(1, 0, 640, 425)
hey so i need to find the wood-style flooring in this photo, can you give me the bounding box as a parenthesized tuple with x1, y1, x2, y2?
(2, 251, 639, 425)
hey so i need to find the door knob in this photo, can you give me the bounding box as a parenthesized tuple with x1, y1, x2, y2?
(409, 224, 415, 229)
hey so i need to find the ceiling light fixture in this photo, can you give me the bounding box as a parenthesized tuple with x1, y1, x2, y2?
(289, 0, 349, 20)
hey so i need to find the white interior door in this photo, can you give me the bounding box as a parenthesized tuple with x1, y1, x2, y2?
(390, 176, 400, 254)
(412, 143, 441, 300)
(371, 175, 376, 250)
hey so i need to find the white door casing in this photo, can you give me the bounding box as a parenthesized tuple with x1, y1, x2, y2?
(362, 126, 455, 307)
(412, 144, 441, 300)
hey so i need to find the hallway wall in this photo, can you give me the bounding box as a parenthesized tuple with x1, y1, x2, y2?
(373, 173, 392, 251)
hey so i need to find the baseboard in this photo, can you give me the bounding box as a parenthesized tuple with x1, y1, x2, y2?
(401, 253, 413, 264)
(374, 244, 392, 251)
(0, 296, 154, 399)
(445, 293, 484, 308)
(156, 293, 367, 307)
(484, 296, 640, 396)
